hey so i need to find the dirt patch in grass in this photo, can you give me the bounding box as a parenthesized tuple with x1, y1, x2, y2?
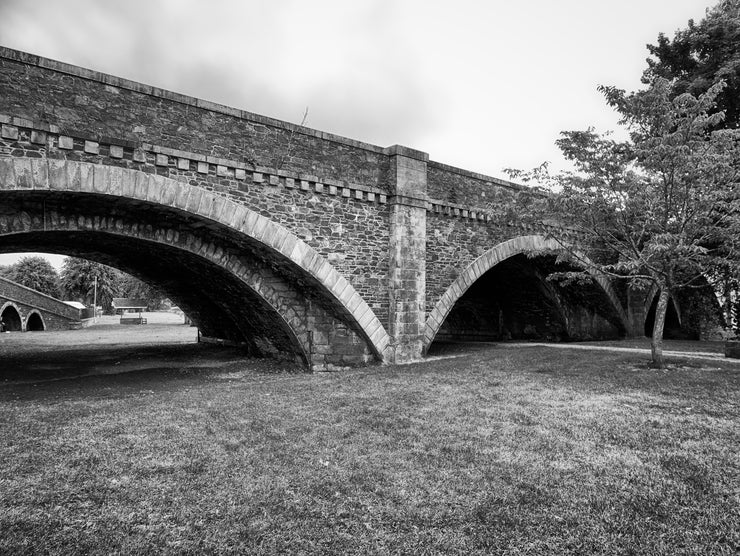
(0, 344, 738, 554)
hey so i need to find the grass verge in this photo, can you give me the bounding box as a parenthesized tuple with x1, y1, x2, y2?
(1, 345, 738, 554)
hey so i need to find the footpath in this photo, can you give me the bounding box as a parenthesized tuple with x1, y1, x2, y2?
(506, 342, 739, 365)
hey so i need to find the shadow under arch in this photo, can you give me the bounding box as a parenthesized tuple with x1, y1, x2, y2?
(642, 283, 682, 331)
(0, 158, 390, 364)
(25, 310, 45, 331)
(423, 235, 630, 351)
(1, 302, 22, 331)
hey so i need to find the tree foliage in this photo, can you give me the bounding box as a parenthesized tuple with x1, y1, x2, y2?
(59, 258, 169, 313)
(5, 256, 61, 298)
(118, 273, 168, 311)
(60, 258, 121, 313)
(513, 79, 740, 367)
(644, 0, 740, 128)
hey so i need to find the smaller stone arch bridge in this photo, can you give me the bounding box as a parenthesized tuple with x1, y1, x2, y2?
(0, 275, 81, 332)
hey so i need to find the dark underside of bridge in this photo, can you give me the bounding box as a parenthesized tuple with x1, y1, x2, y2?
(0, 192, 363, 365)
(435, 254, 626, 345)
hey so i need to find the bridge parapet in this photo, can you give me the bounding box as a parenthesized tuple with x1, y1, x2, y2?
(0, 275, 80, 330)
(0, 46, 388, 189)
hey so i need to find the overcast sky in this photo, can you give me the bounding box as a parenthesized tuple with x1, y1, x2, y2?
(0, 0, 714, 269)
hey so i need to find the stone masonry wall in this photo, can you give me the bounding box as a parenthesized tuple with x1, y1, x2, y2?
(0, 116, 391, 321)
(428, 161, 526, 209)
(0, 276, 80, 330)
(426, 213, 540, 314)
(0, 50, 388, 189)
(0, 49, 395, 320)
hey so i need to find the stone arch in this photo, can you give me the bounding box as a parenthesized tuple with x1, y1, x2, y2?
(0, 302, 23, 331)
(25, 310, 45, 331)
(643, 283, 682, 327)
(643, 284, 685, 338)
(423, 235, 630, 350)
(0, 158, 390, 362)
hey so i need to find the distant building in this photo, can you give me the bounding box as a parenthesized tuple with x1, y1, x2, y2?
(112, 298, 148, 315)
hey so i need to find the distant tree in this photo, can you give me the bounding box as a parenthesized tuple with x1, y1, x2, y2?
(509, 79, 740, 367)
(60, 258, 121, 313)
(6, 256, 60, 298)
(119, 274, 168, 311)
(644, 0, 740, 128)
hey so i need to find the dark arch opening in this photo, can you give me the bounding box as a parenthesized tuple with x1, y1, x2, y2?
(26, 312, 44, 331)
(3, 230, 307, 362)
(644, 296, 685, 339)
(433, 254, 626, 348)
(1, 305, 22, 332)
(0, 190, 373, 367)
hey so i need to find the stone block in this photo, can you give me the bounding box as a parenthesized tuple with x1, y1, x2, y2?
(269, 174, 280, 186)
(133, 149, 146, 162)
(1, 125, 19, 140)
(341, 188, 350, 198)
(285, 177, 295, 188)
(84, 140, 100, 155)
(197, 161, 209, 174)
(217, 164, 228, 176)
(110, 144, 124, 159)
(251, 215, 269, 242)
(58, 135, 74, 150)
(315, 182, 324, 193)
(79, 163, 95, 193)
(107, 166, 124, 197)
(177, 157, 190, 170)
(253, 172, 264, 183)
(155, 154, 168, 166)
(300, 180, 310, 191)
(30, 130, 47, 145)
(367, 192, 375, 202)
(220, 202, 236, 226)
(235, 168, 246, 180)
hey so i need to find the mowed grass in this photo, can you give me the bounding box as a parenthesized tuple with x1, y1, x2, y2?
(1, 346, 738, 555)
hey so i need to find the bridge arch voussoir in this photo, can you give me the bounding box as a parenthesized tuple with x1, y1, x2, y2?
(423, 235, 630, 351)
(0, 157, 390, 360)
(0, 301, 24, 331)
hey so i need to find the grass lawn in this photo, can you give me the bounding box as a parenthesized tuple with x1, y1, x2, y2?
(1, 346, 738, 554)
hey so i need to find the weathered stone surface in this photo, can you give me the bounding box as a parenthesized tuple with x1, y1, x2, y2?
(0, 46, 657, 369)
(0, 276, 80, 331)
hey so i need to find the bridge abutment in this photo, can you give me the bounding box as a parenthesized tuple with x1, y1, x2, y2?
(386, 146, 428, 363)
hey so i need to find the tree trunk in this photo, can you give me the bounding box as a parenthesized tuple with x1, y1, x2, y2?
(651, 287, 671, 368)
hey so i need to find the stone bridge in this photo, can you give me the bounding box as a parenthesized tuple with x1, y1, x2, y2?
(0, 275, 81, 332)
(0, 47, 669, 369)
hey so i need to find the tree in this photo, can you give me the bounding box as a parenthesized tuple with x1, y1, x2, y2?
(644, 0, 740, 325)
(6, 256, 60, 298)
(118, 273, 168, 311)
(644, 0, 740, 128)
(60, 258, 121, 313)
(512, 79, 740, 367)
